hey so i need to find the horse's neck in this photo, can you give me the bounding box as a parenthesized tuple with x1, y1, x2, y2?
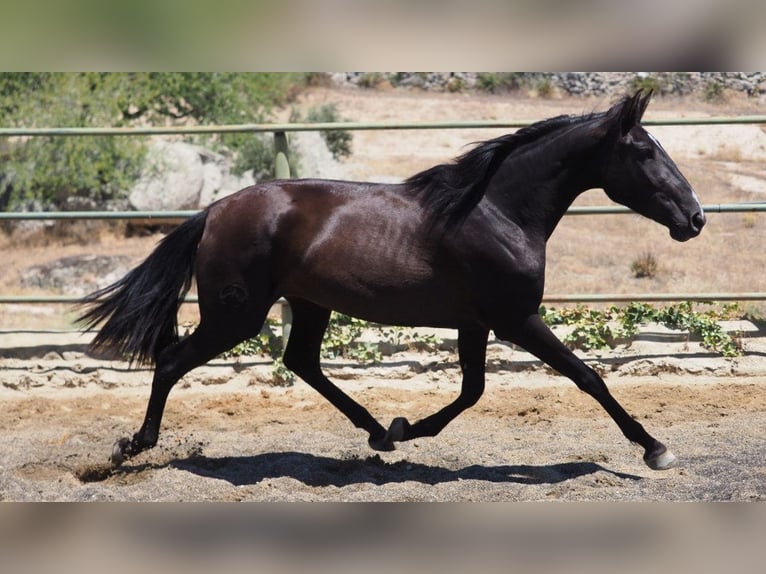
(484, 129, 603, 240)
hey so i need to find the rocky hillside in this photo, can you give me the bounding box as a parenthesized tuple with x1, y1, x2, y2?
(330, 72, 766, 97)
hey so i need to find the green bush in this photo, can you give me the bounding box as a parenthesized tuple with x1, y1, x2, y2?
(0, 73, 308, 210)
(540, 301, 743, 357)
(703, 81, 726, 103)
(629, 74, 662, 94)
(476, 73, 526, 94)
(0, 74, 146, 210)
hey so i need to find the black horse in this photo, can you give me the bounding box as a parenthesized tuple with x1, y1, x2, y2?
(80, 90, 705, 470)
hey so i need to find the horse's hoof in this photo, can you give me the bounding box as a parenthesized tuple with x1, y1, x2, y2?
(387, 417, 410, 442)
(111, 437, 131, 468)
(368, 418, 412, 451)
(368, 435, 396, 452)
(644, 446, 677, 470)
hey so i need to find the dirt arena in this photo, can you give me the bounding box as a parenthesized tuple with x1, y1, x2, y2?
(1, 324, 765, 501)
(1, 86, 765, 501)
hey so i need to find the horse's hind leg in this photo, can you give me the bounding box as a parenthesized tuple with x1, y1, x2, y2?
(380, 326, 489, 445)
(282, 298, 391, 450)
(112, 311, 267, 467)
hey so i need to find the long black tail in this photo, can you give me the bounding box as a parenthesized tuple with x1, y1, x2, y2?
(78, 210, 209, 365)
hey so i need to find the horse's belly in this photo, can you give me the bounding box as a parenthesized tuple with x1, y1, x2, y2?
(286, 269, 467, 328)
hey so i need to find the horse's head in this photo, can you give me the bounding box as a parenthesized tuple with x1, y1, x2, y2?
(601, 90, 705, 242)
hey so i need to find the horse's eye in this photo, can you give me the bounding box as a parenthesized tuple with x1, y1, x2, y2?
(634, 143, 655, 160)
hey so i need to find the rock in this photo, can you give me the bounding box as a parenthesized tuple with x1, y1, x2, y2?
(195, 146, 255, 206)
(129, 140, 255, 211)
(290, 132, 347, 179)
(21, 255, 132, 295)
(129, 140, 204, 211)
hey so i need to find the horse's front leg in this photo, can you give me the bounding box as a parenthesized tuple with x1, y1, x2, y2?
(497, 313, 676, 470)
(381, 326, 489, 445)
(282, 299, 391, 450)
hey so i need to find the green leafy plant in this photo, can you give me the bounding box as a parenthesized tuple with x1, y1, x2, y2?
(0, 73, 309, 210)
(540, 306, 619, 350)
(213, 311, 446, 386)
(476, 73, 526, 93)
(540, 301, 743, 357)
(630, 74, 662, 94)
(222, 318, 283, 360)
(268, 358, 295, 386)
(321, 313, 381, 363)
(703, 81, 726, 103)
(221, 318, 294, 385)
(378, 326, 443, 354)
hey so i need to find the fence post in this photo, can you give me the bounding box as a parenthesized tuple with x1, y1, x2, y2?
(274, 131, 293, 346)
(274, 131, 290, 179)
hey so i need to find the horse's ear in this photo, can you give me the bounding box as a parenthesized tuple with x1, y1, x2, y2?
(635, 88, 653, 121)
(617, 89, 653, 136)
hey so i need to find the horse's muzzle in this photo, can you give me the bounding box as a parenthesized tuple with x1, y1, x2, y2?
(671, 210, 705, 242)
(690, 210, 706, 235)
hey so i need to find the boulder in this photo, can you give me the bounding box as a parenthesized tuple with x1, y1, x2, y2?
(129, 140, 204, 211)
(129, 140, 255, 211)
(21, 255, 132, 295)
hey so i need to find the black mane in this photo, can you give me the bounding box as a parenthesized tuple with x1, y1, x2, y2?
(405, 110, 604, 225)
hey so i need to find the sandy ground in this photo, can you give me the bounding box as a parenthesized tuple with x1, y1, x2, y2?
(1, 324, 765, 501)
(1, 87, 765, 501)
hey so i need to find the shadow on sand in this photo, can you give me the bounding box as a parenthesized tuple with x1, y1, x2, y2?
(136, 451, 646, 488)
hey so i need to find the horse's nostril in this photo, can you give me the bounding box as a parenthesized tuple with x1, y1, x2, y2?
(691, 211, 706, 232)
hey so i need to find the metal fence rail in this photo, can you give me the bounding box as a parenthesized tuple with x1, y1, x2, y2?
(2, 114, 766, 137)
(4, 292, 766, 306)
(1, 203, 766, 222)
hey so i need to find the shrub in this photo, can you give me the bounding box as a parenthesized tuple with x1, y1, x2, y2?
(540, 301, 743, 356)
(0, 74, 146, 210)
(703, 81, 726, 103)
(535, 78, 554, 99)
(476, 73, 526, 93)
(0, 73, 309, 210)
(357, 73, 386, 89)
(631, 252, 659, 279)
(446, 76, 466, 93)
(630, 74, 662, 94)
